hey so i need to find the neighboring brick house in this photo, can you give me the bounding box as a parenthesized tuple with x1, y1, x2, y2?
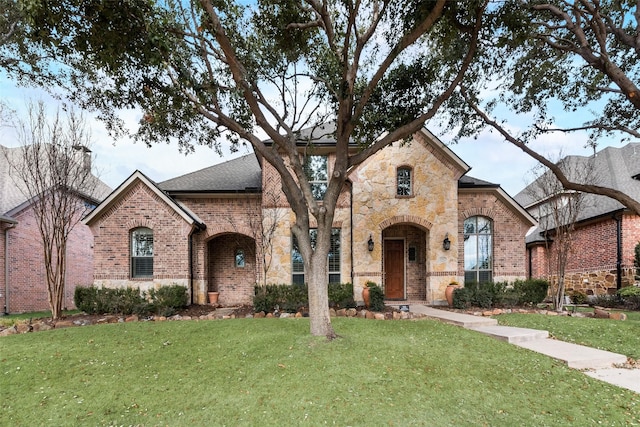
(1, 145, 111, 314)
(515, 142, 640, 296)
(83, 125, 536, 306)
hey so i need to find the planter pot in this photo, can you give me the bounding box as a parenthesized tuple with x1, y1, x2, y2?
(362, 287, 370, 308)
(445, 285, 459, 307)
(208, 291, 219, 305)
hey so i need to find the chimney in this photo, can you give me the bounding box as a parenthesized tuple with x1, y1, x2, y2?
(72, 145, 92, 171)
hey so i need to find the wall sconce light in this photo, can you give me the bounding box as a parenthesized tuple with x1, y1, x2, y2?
(367, 235, 374, 252)
(443, 233, 451, 251)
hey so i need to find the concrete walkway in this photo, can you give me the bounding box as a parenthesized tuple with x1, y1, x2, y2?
(406, 305, 640, 394)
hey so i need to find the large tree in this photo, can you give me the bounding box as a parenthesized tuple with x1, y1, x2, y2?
(12, 0, 488, 337)
(445, 0, 640, 214)
(2, 102, 101, 320)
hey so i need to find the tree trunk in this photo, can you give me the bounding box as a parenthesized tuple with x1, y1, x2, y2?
(306, 244, 336, 339)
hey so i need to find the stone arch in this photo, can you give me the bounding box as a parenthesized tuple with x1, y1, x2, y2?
(203, 224, 255, 241)
(378, 215, 433, 231)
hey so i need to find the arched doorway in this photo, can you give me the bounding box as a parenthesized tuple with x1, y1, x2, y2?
(207, 233, 256, 305)
(382, 224, 427, 300)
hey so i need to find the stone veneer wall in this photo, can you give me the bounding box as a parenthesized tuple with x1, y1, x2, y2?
(351, 134, 462, 305)
(458, 191, 530, 285)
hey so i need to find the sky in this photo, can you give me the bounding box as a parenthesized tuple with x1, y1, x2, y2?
(0, 74, 619, 197)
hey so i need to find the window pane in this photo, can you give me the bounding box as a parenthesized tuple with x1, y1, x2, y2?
(292, 274, 305, 285)
(478, 271, 492, 284)
(304, 155, 328, 181)
(329, 273, 340, 284)
(464, 270, 477, 284)
(397, 168, 411, 196)
(132, 257, 153, 277)
(478, 235, 492, 269)
(464, 235, 477, 270)
(235, 249, 245, 267)
(478, 217, 491, 234)
(463, 217, 476, 235)
(132, 229, 153, 257)
(304, 156, 328, 200)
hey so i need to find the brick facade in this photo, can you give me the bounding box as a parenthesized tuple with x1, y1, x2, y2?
(87, 131, 534, 308)
(3, 203, 95, 314)
(528, 212, 640, 295)
(458, 191, 531, 283)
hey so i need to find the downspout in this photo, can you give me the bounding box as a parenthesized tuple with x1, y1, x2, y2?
(614, 213, 623, 290)
(4, 223, 16, 315)
(349, 181, 354, 286)
(528, 246, 532, 280)
(189, 231, 194, 305)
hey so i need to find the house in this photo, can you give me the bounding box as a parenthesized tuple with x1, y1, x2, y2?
(515, 142, 640, 296)
(1, 144, 111, 314)
(83, 125, 536, 306)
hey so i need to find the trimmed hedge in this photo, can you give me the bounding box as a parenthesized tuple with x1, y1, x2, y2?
(74, 285, 188, 316)
(452, 279, 550, 309)
(253, 283, 357, 313)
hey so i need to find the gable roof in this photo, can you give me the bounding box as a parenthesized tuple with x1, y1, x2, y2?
(83, 170, 205, 229)
(158, 154, 261, 193)
(514, 142, 640, 225)
(1, 144, 112, 216)
(458, 175, 537, 226)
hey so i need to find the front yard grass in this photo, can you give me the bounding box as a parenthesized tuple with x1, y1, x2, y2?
(497, 310, 640, 359)
(2, 317, 639, 426)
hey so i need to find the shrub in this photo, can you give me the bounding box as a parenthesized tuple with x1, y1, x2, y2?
(471, 287, 493, 308)
(569, 290, 588, 305)
(618, 286, 640, 310)
(147, 285, 188, 317)
(513, 279, 549, 305)
(253, 284, 309, 313)
(328, 283, 356, 309)
(452, 287, 472, 309)
(367, 282, 385, 312)
(591, 294, 621, 308)
(73, 285, 187, 316)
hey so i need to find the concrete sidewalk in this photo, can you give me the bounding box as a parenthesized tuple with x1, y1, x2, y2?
(406, 305, 639, 394)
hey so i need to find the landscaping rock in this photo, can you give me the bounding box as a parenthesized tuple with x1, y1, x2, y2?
(16, 323, 32, 333)
(329, 308, 337, 317)
(254, 311, 265, 318)
(609, 312, 627, 321)
(0, 326, 17, 336)
(336, 309, 346, 317)
(594, 308, 610, 319)
(32, 323, 53, 332)
(279, 313, 291, 318)
(346, 308, 357, 317)
(125, 315, 139, 322)
(365, 311, 375, 320)
(374, 313, 385, 320)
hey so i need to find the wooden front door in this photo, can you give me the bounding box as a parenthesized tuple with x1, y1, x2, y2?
(384, 240, 405, 299)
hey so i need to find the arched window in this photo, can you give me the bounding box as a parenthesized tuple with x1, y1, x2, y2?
(235, 249, 245, 268)
(131, 227, 153, 278)
(396, 166, 412, 196)
(463, 216, 492, 284)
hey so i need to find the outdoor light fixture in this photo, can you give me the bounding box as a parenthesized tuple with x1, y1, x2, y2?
(367, 235, 374, 252)
(443, 233, 451, 251)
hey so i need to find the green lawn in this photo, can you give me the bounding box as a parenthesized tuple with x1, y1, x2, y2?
(1, 317, 639, 426)
(497, 310, 640, 359)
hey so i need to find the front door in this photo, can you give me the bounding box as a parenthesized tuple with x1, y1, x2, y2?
(384, 240, 405, 299)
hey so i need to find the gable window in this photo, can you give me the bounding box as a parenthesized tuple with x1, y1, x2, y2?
(131, 227, 153, 278)
(397, 166, 412, 196)
(235, 249, 245, 268)
(292, 228, 341, 284)
(304, 155, 328, 200)
(463, 216, 492, 284)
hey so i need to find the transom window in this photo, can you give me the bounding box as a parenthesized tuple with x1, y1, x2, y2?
(131, 227, 153, 278)
(292, 228, 341, 284)
(304, 155, 328, 200)
(463, 216, 493, 284)
(397, 166, 412, 196)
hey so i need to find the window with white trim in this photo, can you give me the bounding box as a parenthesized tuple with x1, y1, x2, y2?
(131, 227, 153, 278)
(292, 228, 341, 284)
